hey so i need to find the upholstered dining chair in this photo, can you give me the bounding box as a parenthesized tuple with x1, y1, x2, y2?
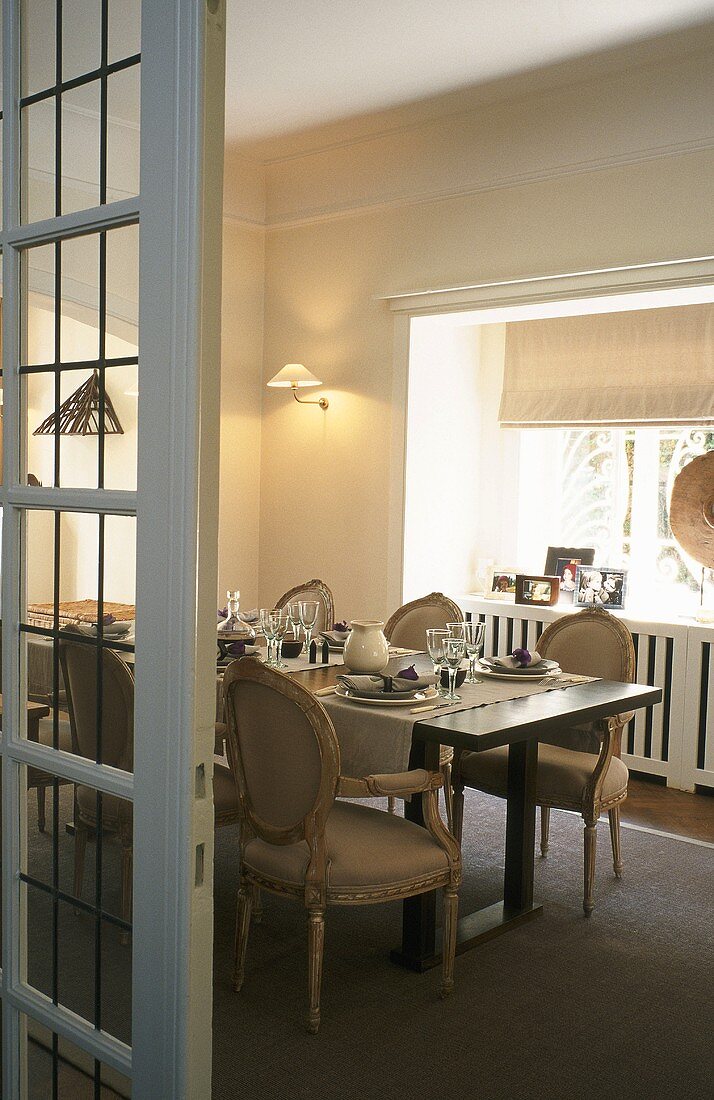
(223, 657, 461, 1034)
(274, 578, 335, 635)
(384, 592, 463, 824)
(59, 634, 240, 942)
(0, 621, 73, 832)
(451, 607, 635, 916)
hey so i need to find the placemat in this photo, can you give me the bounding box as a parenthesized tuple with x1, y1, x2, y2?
(321, 674, 596, 778)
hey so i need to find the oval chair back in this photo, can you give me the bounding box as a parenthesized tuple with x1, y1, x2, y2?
(384, 592, 463, 652)
(59, 633, 134, 772)
(274, 578, 335, 635)
(537, 607, 635, 684)
(223, 657, 340, 845)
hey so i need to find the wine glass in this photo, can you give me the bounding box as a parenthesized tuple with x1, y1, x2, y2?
(426, 629, 449, 696)
(448, 621, 485, 683)
(298, 600, 320, 655)
(287, 601, 303, 645)
(463, 620, 485, 683)
(269, 609, 288, 668)
(259, 608, 277, 666)
(442, 636, 466, 702)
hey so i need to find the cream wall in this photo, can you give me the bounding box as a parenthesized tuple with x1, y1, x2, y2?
(217, 217, 265, 610)
(222, 37, 714, 620)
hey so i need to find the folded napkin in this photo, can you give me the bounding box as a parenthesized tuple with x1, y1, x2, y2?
(490, 650, 543, 670)
(337, 672, 436, 699)
(320, 630, 349, 647)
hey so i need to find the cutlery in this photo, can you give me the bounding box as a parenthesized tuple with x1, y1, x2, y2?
(409, 701, 452, 714)
(313, 685, 337, 696)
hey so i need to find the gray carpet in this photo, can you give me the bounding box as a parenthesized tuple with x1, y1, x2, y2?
(211, 791, 714, 1100)
(19, 786, 714, 1098)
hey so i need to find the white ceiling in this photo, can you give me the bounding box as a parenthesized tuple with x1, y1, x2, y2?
(225, 0, 714, 154)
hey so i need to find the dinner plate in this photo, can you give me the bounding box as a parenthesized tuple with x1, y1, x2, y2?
(476, 664, 561, 682)
(334, 684, 440, 706)
(480, 658, 559, 676)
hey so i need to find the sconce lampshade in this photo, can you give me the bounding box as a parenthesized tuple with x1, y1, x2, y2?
(267, 363, 322, 388)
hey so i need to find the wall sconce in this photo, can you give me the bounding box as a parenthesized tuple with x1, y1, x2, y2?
(266, 363, 329, 410)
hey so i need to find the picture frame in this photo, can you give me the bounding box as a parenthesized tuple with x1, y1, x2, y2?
(544, 545, 595, 576)
(485, 567, 518, 600)
(574, 565, 627, 610)
(515, 574, 560, 607)
(555, 557, 581, 603)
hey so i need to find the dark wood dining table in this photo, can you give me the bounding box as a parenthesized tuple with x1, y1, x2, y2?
(394, 678, 662, 971)
(291, 663, 661, 970)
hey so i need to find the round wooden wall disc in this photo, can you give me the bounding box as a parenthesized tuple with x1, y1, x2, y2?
(669, 451, 714, 569)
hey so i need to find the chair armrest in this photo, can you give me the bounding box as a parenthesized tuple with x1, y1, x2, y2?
(337, 769, 441, 799)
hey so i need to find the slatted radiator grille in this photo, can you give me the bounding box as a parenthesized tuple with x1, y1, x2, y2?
(681, 627, 714, 790)
(469, 599, 707, 790)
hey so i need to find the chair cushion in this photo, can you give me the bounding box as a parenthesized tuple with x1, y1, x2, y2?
(244, 800, 449, 892)
(459, 743, 628, 806)
(37, 717, 73, 754)
(214, 763, 239, 814)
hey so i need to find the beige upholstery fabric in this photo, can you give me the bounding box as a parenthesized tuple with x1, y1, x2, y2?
(60, 637, 134, 832)
(538, 612, 632, 753)
(213, 763, 239, 814)
(540, 618, 629, 682)
(274, 582, 334, 634)
(386, 594, 462, 652)
(230, 679, 323, 828)
(36, 717, 73, 753)
(59, 639, 134, 771)
(76, 786, 131, 829)
(459, 744, 628, 805)
(244, 800, 448, 890)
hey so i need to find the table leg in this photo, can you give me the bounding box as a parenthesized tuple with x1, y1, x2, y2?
(504, 737, 538, 911)
(392, 736, 542, 972)
(390, 738, 440, 972)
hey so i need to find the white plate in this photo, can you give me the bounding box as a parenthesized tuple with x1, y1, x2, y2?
(334, 684, 440, 706)
(476, 665, 561, 682)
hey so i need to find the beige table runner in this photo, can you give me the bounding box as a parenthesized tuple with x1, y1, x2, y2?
(321, 674, 596, 778)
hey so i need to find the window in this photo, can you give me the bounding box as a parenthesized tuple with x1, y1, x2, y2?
(519, 426, 714, 615)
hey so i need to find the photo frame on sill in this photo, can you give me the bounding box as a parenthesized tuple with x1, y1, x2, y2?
(555, 557, 581, 602)
(574, 566, 627, 610)
(544, 545, 595, 576)
(485, 567, 518, 600)
(515, 574, 560, 606)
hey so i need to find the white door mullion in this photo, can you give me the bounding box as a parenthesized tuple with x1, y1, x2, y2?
(5, 196, 140, 249)
(4, 983, 132, 1079)
(6, 486, 138, 514)
(2, 0, 27, 1092)
(3, 739, 134, 799)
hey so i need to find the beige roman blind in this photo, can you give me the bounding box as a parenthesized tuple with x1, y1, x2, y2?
(499, 303, 714, 428)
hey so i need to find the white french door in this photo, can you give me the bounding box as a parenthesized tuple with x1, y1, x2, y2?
(0, 1, 224, 1096)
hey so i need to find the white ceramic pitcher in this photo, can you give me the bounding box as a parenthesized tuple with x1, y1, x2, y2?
(343, 620, 390, 674)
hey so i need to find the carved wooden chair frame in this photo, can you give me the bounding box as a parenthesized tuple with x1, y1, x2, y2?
(384, 591, 463, 825)
(223, 657, 461, 1032)
(384, 591, 463, 643)
(274, 578, 336, 631)
(452, 606, 636, 916)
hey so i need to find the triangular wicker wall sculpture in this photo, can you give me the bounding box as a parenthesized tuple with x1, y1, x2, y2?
(33, 370, 124, 436)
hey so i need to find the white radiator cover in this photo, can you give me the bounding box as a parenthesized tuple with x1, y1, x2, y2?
(461, 597, 714, 792)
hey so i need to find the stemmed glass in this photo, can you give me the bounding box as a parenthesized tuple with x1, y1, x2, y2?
(426, 629, 449, 696)
(269, 609, 288, 668)
(259, 608, 277, 666)
(298, 600, 320, 655)
(442, 636, 466, 702)
(287, 601, 303, 645)
(448, 620, 485, 683)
